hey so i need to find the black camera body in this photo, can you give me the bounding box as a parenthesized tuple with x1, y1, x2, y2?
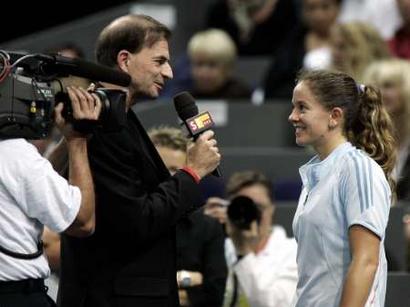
(0, 71, 55, 139)
(227, 196, 262, 230)
(0, 50, 129, 139)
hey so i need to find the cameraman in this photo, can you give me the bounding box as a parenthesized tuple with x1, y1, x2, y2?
(223, 171, 298, 307)
(0, 86, 101, 307)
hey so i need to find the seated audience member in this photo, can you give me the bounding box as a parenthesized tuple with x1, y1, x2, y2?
(187, 29, 252, 100)
(223, 170, 298, 307)
(330, 21, 391, 81)
(149, 126, 227, 307)
(263, 0, 341, 100)
(363, 59, 410, 201)
(206, 0, 298, 55)
(161, 29, 252, 100)
(363, 59, 410, 270)
(389, 0, 410, 59)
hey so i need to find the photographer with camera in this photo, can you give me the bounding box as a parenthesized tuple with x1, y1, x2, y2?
(0, 86, 101, 307)
(58, 14, 221, 307)
(223, 171, 297, 307)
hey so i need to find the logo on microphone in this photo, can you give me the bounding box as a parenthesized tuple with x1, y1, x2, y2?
(186, 111, 214, 135)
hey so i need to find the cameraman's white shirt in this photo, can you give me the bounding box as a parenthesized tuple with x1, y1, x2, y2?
(0, 139, 81, 281)
(224, 226, 298, 307)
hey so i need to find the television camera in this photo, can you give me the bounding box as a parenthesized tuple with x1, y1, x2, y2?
(0, 50, 131, 139)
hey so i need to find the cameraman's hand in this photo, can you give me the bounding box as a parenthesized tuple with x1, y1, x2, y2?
(226, 219, 260, 256)
(186, 130, 221, 179)
(54, 86, 102, 140)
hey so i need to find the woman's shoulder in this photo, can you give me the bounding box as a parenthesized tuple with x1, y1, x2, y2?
(339, 146, 386, 180)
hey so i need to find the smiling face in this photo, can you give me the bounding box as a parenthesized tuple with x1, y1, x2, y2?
(289, 81, 336, 152)
(124, 39, 173, 101)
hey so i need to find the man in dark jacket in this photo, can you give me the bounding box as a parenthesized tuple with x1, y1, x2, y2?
(58, 14, 221, 307)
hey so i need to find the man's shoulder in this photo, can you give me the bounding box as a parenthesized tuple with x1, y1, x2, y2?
(0, 138, 38, 160)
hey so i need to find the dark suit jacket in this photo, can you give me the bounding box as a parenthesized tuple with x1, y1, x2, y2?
(58, 110, 203, 307)
(176, 211, 227, 307)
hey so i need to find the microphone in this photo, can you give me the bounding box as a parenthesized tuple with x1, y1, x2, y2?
(38, 55, 131, 87)
(173, 91, 221, 177)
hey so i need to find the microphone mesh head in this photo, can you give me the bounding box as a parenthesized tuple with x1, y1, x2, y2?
(173, 91, 198, 120)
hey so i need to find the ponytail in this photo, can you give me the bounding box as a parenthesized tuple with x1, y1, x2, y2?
(347, 85, 397, 193)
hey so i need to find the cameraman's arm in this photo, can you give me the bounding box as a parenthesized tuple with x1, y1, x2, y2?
(55, 86, 101, 237)
(47, 138, 68, 175)
(64, 137, 94, 237)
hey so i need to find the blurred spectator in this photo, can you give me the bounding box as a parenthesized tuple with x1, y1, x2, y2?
(339, 0, 402, 40)
(188, 29, 252, 99)
(389, 0, 410, 59)
(206, 0, 298, 55)
(363, 58, 410, 272)
(363, 59, 410, 201)
(263, 0, 341, 100)
(223, 170, 297, 307)
(161, 29, 252, 100)
(330, 22, 391, 81)
(149, 126, 227, 307)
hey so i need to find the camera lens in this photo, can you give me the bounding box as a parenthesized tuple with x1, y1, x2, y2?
(227, 196, 261, 230)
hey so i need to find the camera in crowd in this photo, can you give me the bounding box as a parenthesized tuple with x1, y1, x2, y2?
(0, 50, 130, 139)
(227, 196, 261, 230)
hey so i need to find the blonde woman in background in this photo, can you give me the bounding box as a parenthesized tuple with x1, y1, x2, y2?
(187, 29, 252, 99)
(364, 59, 410, 270)
(330, 22, 391, 81)
(363, 59, 410, 201)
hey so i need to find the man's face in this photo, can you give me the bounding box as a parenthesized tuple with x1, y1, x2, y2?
(126, 39, 173, 101)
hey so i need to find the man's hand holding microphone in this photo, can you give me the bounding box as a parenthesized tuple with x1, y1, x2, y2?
(174, 91, 221, 180)
(186, 130, 220, 179)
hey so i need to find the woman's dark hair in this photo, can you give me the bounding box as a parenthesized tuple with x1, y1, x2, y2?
(297, 69, 396, 192)
(96, 14, 171, 68)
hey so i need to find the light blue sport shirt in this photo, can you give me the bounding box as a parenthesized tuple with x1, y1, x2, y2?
(292, 142, 390, 307)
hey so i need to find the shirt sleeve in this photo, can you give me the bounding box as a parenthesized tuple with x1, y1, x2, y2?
(13, 144, 81, 233)
(340, 153, 391, 239)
